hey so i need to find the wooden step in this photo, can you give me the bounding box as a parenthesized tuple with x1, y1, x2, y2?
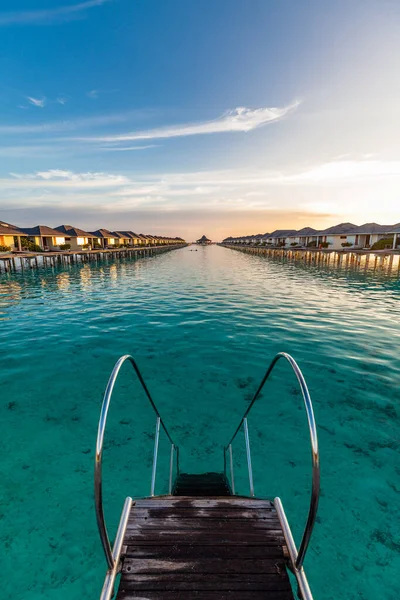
(116, 495, 294, 599)
(173, 472, 232, 496)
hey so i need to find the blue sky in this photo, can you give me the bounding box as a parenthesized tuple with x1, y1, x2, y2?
(1, 0, 400, 240)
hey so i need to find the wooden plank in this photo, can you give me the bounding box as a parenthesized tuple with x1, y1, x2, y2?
(122, 558, 286, 575)
(133, 498, 273, 509)
(119, 579, 291, 592)
(124, 536, 285, 546)
(124, 544, 286, 559)
(127, 519, 280, 531)
(116, 493, 293, 600)
(129, 508, 277, 520)
(125, 528, 285, 538)
(125, 528, 283, 539)
(120, 573, 288, 583)
(117, 592, 293, 599)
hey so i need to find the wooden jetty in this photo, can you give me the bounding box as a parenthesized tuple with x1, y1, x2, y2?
(117, 484, 293, 599)
(96, 353, 319, 600)
(0, 244, 186, 274)
(219, 243, 400, 276)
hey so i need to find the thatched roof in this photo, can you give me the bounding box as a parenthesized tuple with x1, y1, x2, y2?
(113, 230, 141, 239)
(269, 229, 298, 238)
(55, 224, 94, 237)
(21, 225, 66, 237)
(89, 229, 114, 238)
(353, 223, 393, 234)
(0, 220, 26, 236)
(316, 222, 357, 235)
(297, 227, 318, 235)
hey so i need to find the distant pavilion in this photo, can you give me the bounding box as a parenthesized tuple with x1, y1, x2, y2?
(196, 235, 212, 245)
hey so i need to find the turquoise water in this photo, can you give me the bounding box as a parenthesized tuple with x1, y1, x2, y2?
(0, 245, 399, 599)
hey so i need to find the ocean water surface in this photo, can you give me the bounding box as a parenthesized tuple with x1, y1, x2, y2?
(0, 245, 399, 599)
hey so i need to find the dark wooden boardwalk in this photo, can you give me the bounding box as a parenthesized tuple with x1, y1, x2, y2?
(116, 495, 293, 599)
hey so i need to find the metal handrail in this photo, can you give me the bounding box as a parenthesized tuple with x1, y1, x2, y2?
(226, 352, 320, 570)
(95, 354, 177, 570)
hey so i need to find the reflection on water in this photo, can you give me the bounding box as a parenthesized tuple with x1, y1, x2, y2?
(57, 272, 70, 292)
(0, 246, 399, 600)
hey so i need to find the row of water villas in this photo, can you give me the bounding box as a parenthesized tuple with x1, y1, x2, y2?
(222, 222, 400, 276)
(223, 222, 400, 250)
(0, 221, 186, 273)
(0, 221, 185, 252)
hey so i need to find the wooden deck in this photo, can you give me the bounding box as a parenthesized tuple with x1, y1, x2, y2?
(0, 244, 186, 273)
(116, 495, 294, 599)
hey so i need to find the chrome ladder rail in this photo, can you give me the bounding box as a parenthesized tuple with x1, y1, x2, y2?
(95, 354, 179, 600)
(96, 351, 319, 600)
(224, 352, 320, 600)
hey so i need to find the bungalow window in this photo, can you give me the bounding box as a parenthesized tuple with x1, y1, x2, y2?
(65, 237, 71, 241)
(340, 236, 347, 239)
(77, 237, 85, 245)
(55, 237, 65, 245)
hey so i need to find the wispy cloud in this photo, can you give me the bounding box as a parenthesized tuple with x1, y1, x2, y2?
(100, 144, 160, 151)
(8, 169, 129, 187)
(4, 159, 400, 194)
(2, 160, 400, 237)
(2, 159, 399, 220)
(0, 0, 111, 26)
(0, 145, 71, 158)
(27, 96, 46, 108)
(57, 97, 68, 105)
(75, 102, 301, 143)
(292, 159, 400, 183)
(86, 88, 119, 99)
(0, 110, 149, 134)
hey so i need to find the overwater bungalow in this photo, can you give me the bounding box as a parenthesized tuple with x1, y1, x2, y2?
(0, 221, 27, 251)
(55, 225, 95, 250)
(266, 231, 295, 247)
(313, 222, 360, 249)
(112, 231, 142, 246)
(21, 225, 66, 251)
(138, 234, 151, 246)
(224, 221, 400, 251)
(352, 223, 400, 249)
(315, 222, 398, 250)
(112, 232, 133, 246)
(0, 218, 187, 261)
(196, 235, 212, 245)
(89, 229, 118, 248)
(295, 227, 319, 247)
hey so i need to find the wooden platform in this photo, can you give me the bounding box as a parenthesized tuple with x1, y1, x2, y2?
(116, 495, 294, 599)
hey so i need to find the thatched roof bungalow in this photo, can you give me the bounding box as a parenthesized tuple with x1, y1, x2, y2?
(0, 221, 27, 251)
(21, 225, 67, 251)
(196, 235, 212, 245)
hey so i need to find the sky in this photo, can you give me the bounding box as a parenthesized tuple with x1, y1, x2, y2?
(1, 0, 400, 241)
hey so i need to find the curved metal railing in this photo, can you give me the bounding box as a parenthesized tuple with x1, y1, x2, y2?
(95, 354, 178, 570)
(225, 352, 320, 570)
